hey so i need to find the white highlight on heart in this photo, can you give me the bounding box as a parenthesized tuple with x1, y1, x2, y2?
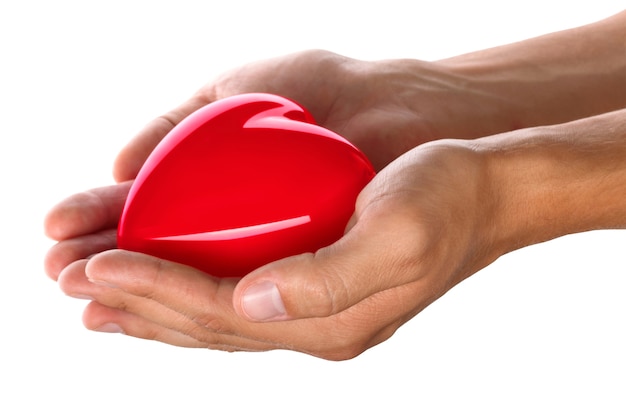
(150, 215, 311, 241)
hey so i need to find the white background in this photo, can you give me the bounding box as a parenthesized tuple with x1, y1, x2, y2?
(2, 1, 624, 416)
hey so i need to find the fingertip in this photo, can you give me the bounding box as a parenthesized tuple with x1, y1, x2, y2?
(43, 243, 64, 281)
(56, 259, 89, 295)
(83, 249, 136, 289)
(82, 301, 124, 333)
(43, 205, 59, 241)
(43, 199, 75, 241)
(81, 301, 100, 329)
(84, 249, 122, 280)
(112, 145, 143, 182)
(44, 191, 109, 241)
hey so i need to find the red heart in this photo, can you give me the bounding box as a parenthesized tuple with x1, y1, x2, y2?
(117, 93, 375, 277)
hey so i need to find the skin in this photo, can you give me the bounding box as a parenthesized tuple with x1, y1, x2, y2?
(45, 11, 626, 360)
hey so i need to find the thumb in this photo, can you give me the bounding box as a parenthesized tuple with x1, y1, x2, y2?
(232, 209, 424, 322)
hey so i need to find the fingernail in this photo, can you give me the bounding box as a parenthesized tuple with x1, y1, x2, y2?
(95, 323, 125, 334)
(241, 281, 286, 321)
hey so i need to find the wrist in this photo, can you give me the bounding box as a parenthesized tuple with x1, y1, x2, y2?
(369, 58, 525, 140)
(480, 110, 626, 256)
(436, 11, 626, 131)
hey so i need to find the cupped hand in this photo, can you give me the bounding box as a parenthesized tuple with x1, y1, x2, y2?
(111, 49, 503, 181)
(54, 139, 502, 360)
(44, 49, 508, 359)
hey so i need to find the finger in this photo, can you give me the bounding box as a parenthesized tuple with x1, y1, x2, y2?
(85, 249, 238, 318)
(44, 182, 132, 241)
(232, 201, 431, 322)
(113, 95, 212, 182)
(80, 251, 231, 338)
(65, 254, 277, 351)
(82, 250, 281, 351)
(45, 229, 117, 280)
(82, 301, 209, 349)
(83, 302, 278, 352)
(84, 249, 270, 344)
(57, 259, 92, 297)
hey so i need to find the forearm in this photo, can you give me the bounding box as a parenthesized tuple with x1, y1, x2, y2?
(482, 108, 626, 255)
(438, 10, 626, 132)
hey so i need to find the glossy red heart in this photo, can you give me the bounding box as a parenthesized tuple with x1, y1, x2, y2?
(117, 93, 375, 277)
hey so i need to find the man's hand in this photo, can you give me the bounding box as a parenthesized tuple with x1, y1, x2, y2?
(55, 139, 500, 360)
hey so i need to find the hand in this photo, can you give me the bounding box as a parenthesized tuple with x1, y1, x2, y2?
(111, 49, 514, 181)
(55, 139, 501, 360)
